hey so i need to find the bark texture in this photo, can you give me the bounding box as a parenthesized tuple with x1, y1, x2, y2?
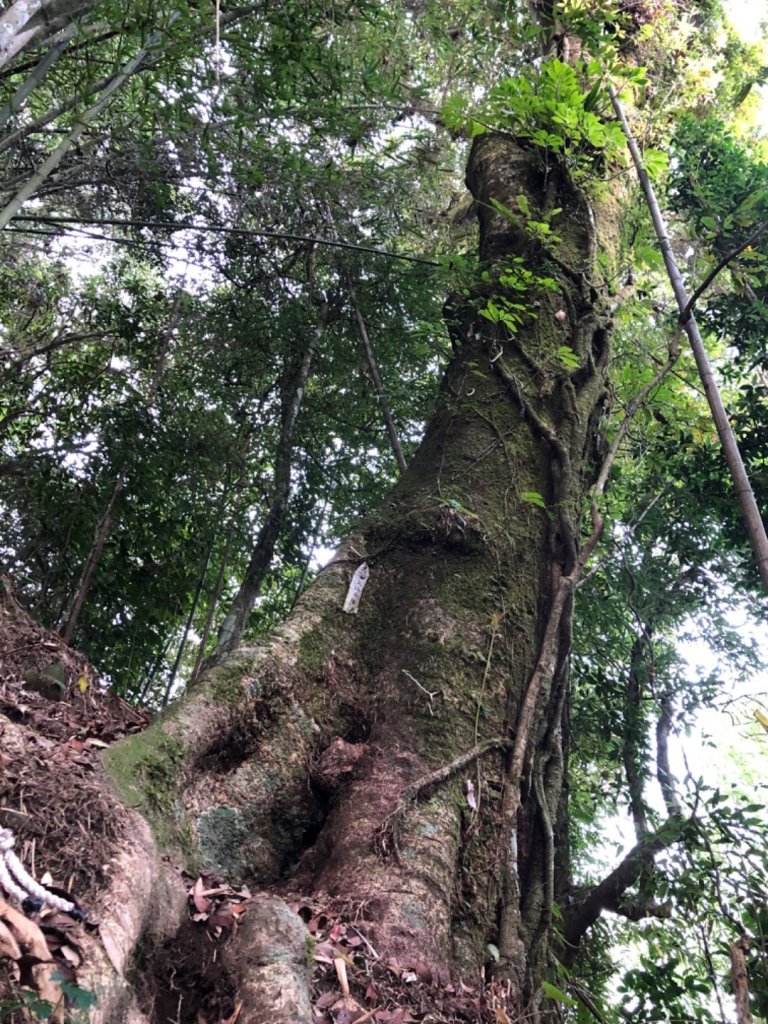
(96, 134, 619, 1023)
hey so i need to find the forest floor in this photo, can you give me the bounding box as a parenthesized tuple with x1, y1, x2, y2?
(0, 579, 509, 1024)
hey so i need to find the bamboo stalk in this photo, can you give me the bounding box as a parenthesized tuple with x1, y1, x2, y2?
(0, 23, 171, 229)
(609, 83, 768, 593)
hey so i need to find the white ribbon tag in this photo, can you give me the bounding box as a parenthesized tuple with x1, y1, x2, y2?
(342, 562, 369, 614)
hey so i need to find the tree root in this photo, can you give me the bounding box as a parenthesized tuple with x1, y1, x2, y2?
(220, 895, 313, 1024)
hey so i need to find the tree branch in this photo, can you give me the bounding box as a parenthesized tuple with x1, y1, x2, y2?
(561, 814, 685, 966)
(0, 23, 171, 230)
(611, 899, 673, 922)
(730, 937, 754, 1024)
(680, 219, 768, 325)
(0, 66, 120, 156)
(0, 34, 70, 130)
(346, 273, 408, 473)
(623, 637, 649, 841)
(578, 329, 681, 582)
(656, 693, 681, 817)
(0, 0, 45, 72)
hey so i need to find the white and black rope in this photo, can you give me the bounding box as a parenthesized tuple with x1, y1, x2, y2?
(0, 827, 77, 913)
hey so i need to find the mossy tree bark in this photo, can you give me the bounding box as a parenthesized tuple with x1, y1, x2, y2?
(101, 135, 619, 1023)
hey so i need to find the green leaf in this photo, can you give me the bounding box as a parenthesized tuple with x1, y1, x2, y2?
(480, 300, 501, 322)
(521, 490, 547, 508)
(643, 148, 669, 182)
(489, 197, 522, 223)
(541, 981, 577, 1006)
(558, 345, 580, 368)
(441, 94, 467, 132)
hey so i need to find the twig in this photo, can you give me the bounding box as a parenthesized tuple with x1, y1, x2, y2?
(578, 328, 681, 582)
(401, 668, 440, 715)
(373, 737, 512, 859)
(0, 21, 175, 230)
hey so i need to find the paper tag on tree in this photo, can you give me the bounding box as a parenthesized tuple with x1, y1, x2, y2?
(342, 562, 369, 614)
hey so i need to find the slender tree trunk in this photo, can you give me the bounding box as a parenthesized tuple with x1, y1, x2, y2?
(189, 517, 235, 683)
(60, 468, 125, 644)
(609, 84, 768, 592)
(58, 292, 180, 643)
(0, 35, 70, 129)
(0, 0, 45, 70)
(162, 543, 214, 706)
(0, 0, 99, 71)
(0, 24, 168, 227)
(323, 204, 407, 472)
(0, 66, 121, 157)
(289, 497, 328, 610)
(730, 938, 754, 1024)
(210, 325, 318, 659)
(345, 272, 408, 474)
(133, 631, 175, 705)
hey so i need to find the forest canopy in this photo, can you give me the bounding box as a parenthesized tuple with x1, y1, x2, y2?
(1, 0, 768, 1021)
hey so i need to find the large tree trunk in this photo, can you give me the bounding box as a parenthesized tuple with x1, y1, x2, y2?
(0, 135, 618, 1023)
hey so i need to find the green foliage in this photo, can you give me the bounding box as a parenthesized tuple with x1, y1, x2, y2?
(662, 114, 768, 588)
(1, 0, 768, 1020)
(520, 491, 547, 509)
(563, 224, 768, 1014)
(478, 256, 558, 336)
(480, 296, 528, 333)
(558, 345, 580, 369)
(542, 979, 578, 1007)
(0, 978, 96, 1022)
(446, 56, 639, 177)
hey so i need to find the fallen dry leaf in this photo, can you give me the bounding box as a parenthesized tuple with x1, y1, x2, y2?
(315, 991, 338, 1010)
(208, 908, 236, 933)
(331, 957, 365, 1019)
(1, 897, 63, 1022)
(191, 876, 212, 914)
(313, 940, 336, 963)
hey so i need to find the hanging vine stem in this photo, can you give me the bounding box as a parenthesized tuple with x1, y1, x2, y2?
(608, 82, 768, 593)
(494, 324, 682, 967)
